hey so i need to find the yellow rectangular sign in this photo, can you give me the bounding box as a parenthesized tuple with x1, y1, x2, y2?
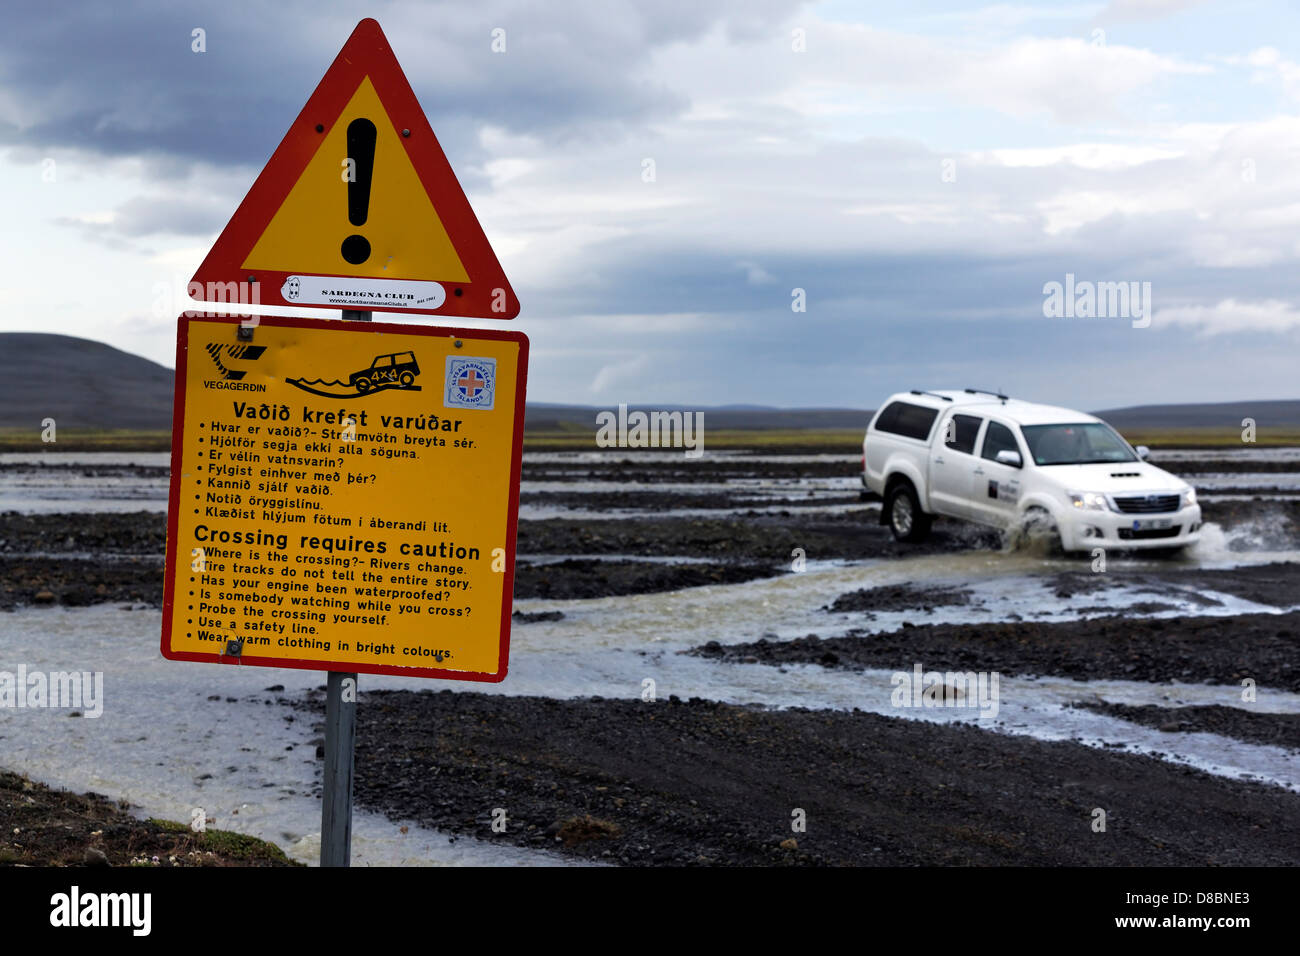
(161, 314, 528, 682)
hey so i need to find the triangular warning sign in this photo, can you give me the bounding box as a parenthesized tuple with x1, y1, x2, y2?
(191, 18, 518, 319)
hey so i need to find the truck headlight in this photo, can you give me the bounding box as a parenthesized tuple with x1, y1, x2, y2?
(1069, 491, 1108, 511)
(1183, 488, 1197, 508)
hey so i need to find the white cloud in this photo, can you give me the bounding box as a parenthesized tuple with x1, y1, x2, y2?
(1094, 0, 1209, 23)
(1155, 298, 1300, 334)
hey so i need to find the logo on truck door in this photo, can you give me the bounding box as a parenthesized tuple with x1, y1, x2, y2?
(989, 478, 1021, 500)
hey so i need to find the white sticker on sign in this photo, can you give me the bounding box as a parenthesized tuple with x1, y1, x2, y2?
(281, 275, 446, 309)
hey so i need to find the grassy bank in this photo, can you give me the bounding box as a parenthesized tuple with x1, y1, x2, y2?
(0, 770, 301, 867)
(0, 429, 171, 453)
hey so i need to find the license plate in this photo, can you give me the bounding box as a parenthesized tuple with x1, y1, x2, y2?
(1132, 518, 1172, 530)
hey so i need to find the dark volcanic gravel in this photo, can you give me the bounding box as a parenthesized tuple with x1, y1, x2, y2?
(828, 583, 977, 615)
(0, 511, 165, 555)
(1050, 561, 1300, 609)
(512, 609, 565, 623)
(689, 610, 1300, 691)
(0, 556, 162, 610)
(520, 457, 858, 483)
(514, 558, 780, 599)
(0, 462, 170, 479)
(520, 489, 862, 512)
(1072, 702, 1300, 752)
(301, 689, 1300, 866)
(1156, 458, 1300, 475)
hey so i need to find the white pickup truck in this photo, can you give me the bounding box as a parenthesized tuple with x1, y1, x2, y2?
(861, 389, 1202, 553)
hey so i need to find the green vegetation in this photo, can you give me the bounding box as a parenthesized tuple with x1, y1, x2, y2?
(0, 429, 171, 452)
(1115, 428, 1300, 449)
(146, 818, 298, 864)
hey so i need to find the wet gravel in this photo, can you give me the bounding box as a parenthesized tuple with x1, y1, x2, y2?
(1049, 561, 1300, 609)
(827, 583, 978, 616)
(0, 556, 161, 610)
(688, 610, 1300, 691)
(514, 558, 780, 599)
(298, 689, 1300, 866)
(1072, 702, 1300, 752)
(520, 489, 862, 512)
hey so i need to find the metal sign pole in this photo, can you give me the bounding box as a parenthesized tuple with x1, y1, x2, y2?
(320, 308, 370, 867)
(320, 670, 357, 866)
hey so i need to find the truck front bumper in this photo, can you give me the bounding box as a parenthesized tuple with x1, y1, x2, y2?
(1060, 505, 1203, 552)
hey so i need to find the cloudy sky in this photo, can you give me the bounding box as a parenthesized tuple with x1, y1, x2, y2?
(4, 0, 1300, 409)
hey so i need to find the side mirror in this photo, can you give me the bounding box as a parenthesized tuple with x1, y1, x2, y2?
(1135, 445, 1150, 460)
(995, 449, 1022, 468)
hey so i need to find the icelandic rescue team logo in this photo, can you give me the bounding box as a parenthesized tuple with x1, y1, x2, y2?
(445, 356, 496, 410)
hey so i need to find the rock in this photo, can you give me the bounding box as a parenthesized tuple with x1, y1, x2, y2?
(33, 590, 55, 604)
(780, 838, 798, 850)
(83, 847, 109, 866)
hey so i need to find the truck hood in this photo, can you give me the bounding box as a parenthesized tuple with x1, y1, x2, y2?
(1033, 461, 1189, 494)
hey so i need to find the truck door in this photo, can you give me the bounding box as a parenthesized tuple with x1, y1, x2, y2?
(970, 419, 1025, 528)
(928, 412, 983, 519)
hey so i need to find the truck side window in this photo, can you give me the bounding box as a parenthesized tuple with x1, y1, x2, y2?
(874, 401, 938, 441)
(945, 414, 982, 454)
(981, 421, 1019, 462)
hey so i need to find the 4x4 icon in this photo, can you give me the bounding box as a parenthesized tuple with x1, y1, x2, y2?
(348, 352, 420, 393)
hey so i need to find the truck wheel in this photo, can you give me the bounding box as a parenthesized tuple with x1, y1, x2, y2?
(355, 377, 372, 393)
(886, 484, 931, 542)
(399, 371, 415, 387)
(1017, 507, 1061, 554)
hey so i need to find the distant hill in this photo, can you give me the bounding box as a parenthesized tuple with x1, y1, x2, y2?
(1092, 400, 1300, 429)
(0, 333, 174, 431)
(2, 333, 1296, 434)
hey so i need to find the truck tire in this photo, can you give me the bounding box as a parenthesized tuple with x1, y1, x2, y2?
(885, 483, 931, 542)
(1016, 507, 1061, 555)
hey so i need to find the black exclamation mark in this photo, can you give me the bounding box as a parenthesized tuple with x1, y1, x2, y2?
(341, 118, 377, 265)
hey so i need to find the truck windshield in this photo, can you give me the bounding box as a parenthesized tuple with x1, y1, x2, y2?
(1020, 423, 1137, 465)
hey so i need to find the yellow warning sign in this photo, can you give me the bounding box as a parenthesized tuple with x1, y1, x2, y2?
(242, 77, 469, 283)
(161, 314, 529, 682)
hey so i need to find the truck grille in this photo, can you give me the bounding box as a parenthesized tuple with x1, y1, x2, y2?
(1118, 526, 1181, 540)
(1112, 494, 1180, 514)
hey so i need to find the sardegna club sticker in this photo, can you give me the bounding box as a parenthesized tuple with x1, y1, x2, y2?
(445, 356, 497, 410)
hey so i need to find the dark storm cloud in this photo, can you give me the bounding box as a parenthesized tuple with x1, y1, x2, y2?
(0, 0, 805, 171)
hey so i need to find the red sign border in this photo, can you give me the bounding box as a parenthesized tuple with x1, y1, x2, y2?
(189, 18, 519, 320)
(160, 312, 528, 683)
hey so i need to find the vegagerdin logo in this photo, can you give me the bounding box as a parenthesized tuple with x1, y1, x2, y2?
(202, 342, 268, 392)
(204, 342, 266, 380)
